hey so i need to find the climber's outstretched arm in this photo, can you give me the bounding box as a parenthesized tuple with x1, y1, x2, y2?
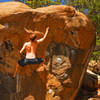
(37, 27, 49, 43)
(19, 43, 26, 54)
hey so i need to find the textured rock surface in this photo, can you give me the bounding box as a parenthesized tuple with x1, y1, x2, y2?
(76, 70, 100, 100)
(88, 60, 100, 75)
(0, 2, 96, 100)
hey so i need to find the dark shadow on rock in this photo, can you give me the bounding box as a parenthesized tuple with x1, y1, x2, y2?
(75, 70, 98, 100)
(0, 72, 16, 100)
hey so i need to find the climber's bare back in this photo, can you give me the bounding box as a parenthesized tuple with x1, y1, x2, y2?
(24, 41, 38, 59)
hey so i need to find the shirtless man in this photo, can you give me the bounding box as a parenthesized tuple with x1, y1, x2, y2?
(13, 27, 49, 78)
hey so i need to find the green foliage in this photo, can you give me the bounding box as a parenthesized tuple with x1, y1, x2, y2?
(96, 39, 100, 46)
(91, 51, 100, 61)
(91, 35, 100, 60)
(25, 0, 61, 8)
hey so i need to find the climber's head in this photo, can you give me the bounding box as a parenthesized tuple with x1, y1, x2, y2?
(29, 33, 37, 42)
(29, 31, 43, 42)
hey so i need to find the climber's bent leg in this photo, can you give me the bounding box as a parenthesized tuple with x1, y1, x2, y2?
(13, 63, 19, 78)
(12, 59, 26, 78)
(37, 59, 46, 72)
(13, 58, 44, 77)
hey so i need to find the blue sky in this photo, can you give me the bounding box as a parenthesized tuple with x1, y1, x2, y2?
(0, 0, 13, 2)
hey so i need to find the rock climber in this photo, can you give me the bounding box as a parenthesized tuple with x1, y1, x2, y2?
(13, 27, 49, 78)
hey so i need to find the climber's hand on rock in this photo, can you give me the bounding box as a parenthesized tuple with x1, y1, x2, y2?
(46, 27, 49, 32)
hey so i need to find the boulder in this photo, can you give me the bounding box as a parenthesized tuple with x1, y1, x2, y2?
(0, 2, 96, 100)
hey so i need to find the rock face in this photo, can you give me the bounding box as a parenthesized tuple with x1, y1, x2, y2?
(0, 2, 96, 100)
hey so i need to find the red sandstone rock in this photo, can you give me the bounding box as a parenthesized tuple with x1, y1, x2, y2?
(0, 2, 96, 100)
